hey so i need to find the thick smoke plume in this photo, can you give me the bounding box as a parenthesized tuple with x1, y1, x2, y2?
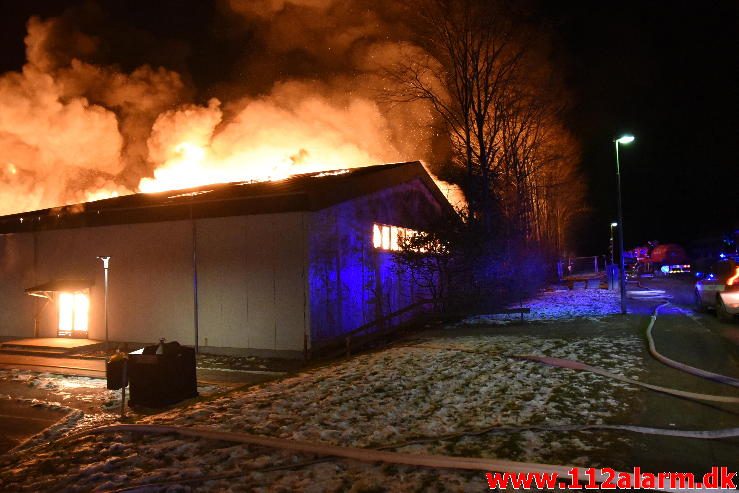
(0, 1, 463, 215)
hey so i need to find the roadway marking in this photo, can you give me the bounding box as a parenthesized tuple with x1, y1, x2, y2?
(671, 305, 713, 333)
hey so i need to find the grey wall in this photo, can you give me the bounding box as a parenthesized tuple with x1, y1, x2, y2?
(195, 213, 308, 352)
(0, 233, 35, 337)
(0, 213, 309, 353)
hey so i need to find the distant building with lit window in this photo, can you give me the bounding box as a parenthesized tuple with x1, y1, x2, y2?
(0, 162, 454, 357)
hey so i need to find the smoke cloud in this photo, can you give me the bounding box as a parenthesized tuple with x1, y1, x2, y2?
(0, 1, 454, 215)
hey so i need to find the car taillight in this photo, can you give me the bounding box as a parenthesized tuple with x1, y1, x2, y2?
(727, 267, 739, 291)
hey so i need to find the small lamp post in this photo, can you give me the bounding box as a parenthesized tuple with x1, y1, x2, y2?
(614, 135, 635, 314)
(97, 256, 110, 349)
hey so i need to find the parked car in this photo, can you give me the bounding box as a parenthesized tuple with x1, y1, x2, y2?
(694, 259, 739, 321)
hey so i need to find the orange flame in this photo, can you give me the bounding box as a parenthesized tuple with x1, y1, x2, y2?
(727, 267, 739, 286)
(135, 93, 404, 194)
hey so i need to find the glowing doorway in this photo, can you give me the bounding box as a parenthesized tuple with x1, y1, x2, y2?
(58, 292, 89, 337)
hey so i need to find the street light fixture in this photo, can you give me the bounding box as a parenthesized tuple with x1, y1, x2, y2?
(614, 134, 635, 314)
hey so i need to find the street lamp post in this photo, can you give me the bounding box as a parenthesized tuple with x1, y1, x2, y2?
(614, 135, 634, 315)
(97, 256, 110, 349)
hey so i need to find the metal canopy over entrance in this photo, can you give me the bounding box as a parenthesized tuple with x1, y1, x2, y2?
(25, 279, 94, 338)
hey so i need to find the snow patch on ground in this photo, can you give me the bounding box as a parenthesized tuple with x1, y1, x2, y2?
(0, 331, 645, 492)
(0, 369, 118, 404)
(0, 368, 230, 411)
(462, 288, 621, 325)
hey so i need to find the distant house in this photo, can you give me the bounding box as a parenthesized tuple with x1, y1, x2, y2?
(0, 162, 454, 357)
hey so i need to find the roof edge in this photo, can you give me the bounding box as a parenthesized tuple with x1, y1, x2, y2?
(0, 161, 456, 234)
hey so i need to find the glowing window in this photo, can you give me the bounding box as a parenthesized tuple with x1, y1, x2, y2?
(390, 226, 399, 251)
(382, 225, 391, 250)
(373, 224, 382, 249)
(372, 223, 421, 252)
(58, 292, 89, 336)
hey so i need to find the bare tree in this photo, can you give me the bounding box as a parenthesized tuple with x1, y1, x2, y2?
(386, 0, 527, 231)
(385, 0, 587, 308)
(387, 0, 585, 258)
(392, 210, 492, 311)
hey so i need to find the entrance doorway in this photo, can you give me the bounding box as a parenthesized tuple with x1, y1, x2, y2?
(25, 279, 94, 339)
(58, 291, 90, 337)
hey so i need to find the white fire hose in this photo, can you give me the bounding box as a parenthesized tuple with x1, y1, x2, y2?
(516, 300, 739, 401)
(646, 302, 739, 387)
(56, 423, 738, 493)
(515, 354, 739, 404)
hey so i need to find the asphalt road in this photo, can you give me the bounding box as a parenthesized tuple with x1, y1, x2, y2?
(0, 400, 67, 454)
(626, 277, 739, 476)
(637, 276, 739, 366)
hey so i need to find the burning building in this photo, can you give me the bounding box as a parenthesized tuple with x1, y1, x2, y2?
(0, 161, 453, 357)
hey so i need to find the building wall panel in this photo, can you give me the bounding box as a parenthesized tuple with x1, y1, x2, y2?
(273, 213, 307, 351)
(195, 213, 307, 352)
(244, 214, 278, 349)
(195, 216, 249, 349)
(0, 213, 308, 352)
(0, 233, 36, 337)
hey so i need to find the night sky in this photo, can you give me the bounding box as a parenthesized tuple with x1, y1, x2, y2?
(537, 1, 737, 254)
(0, 0, 736, 255)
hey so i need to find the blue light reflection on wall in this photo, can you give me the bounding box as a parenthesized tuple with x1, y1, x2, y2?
(308, 181, 442, 343)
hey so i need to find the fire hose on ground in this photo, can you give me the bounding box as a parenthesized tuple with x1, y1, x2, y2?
(516, 300, 739, 401)
(646, 302, 739, 388)
(40, 298, 739, 492)
(56, 423, 739, 493)
(514, 354, 739, 404)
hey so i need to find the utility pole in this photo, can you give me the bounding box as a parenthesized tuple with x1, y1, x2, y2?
(614, 135, 635, 315)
